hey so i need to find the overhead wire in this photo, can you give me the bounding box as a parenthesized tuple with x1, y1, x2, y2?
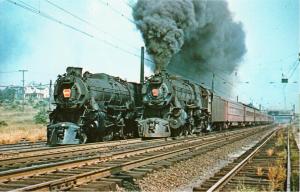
(0, 71, 20, 73)
(6, 0, 155, 65)
(287, 60, 299, 79)
(98, 0, 136, 24)
(44, 0, 141, 52)
(122, 0, 134, 9)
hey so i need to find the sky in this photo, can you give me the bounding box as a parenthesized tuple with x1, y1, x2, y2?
(0, 0, 299, 112)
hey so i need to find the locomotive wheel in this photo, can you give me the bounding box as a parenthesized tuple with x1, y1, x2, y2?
(79, 133, 87, 144)
(102, 130, 114, 141)
(115, 126, 125, 139)
(171, 127, 183, 137)
(183, 129, 189, 136)
(182, 126, 189, 136)
(187, 124, 193, 135)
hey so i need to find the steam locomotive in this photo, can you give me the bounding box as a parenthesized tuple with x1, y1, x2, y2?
(137, 70, 273, 138)
(47, 67, 142, 145)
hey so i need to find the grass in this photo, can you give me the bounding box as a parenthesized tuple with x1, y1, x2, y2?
(235, 182, 260, 192)
(0, 106, 46, 144)
(275, 131, 285, 147)
(266, 148, 274, 157)
(256, 166, 264, 176)
(266, 130, 287, 191)
(267, 164, 286, 191)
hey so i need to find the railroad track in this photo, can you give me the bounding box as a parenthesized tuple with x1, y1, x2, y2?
(193, 126, 286, 192)
(0, 125, 274, 191)
(0, 141, 47, 154)
(0, 127, 256, 171)
(0, 138, 162, 171)
(0, 127, 230, 159)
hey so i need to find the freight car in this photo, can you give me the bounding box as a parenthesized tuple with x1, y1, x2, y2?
(138, 70, 273, 138)
(47, 67, 142, 145)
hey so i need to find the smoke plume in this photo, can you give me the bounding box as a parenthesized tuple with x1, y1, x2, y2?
(133, 0, 246, 78)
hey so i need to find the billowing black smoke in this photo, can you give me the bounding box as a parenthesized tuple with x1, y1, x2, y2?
(133, 0, 246, 85)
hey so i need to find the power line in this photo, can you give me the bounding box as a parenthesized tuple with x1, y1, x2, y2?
(6, 0, 155, 65)
(122, 0, 134, 9)
(9, 0, 94, 37)
(288, 60, 299, 79)
(0, 70, 19, 73)
(44, 0, 141, 52)
(98, 0, 136, 24)
(0, 83, 50, 88)
(18, 69, 28, 111)
(45, 0, 91, 25)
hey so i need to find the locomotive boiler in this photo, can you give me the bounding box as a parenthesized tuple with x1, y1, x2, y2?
(138, 70, 210, 137)
(47, 67, 141, 145)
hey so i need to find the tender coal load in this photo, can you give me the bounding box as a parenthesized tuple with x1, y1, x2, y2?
(133, 0, 246, 80)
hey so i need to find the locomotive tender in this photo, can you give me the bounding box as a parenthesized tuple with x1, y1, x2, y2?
(138, 70, 273, 138)
(47, 67, 141, 145)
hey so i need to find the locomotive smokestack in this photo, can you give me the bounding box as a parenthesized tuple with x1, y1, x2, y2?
(140, 46, 144, 84)
(66, 67, 83, 77)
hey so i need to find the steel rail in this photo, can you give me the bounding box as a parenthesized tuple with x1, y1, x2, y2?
(0, 138, 143, 160)
(0, 138, 146, 166)
(287, 126, 291, 192)
(0, 142, 46, 152)
(206, 128, 278, 192)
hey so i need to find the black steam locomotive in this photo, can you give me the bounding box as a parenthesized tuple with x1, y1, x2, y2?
(137, 70, 273, 138)
(138, 70, 210, 137)
(47, 67, 142, 145)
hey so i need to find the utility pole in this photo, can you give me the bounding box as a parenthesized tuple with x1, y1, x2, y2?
(140, 46, 145, 84)
(48, 80, 52, 111)
(19, 70, 28, 111)
(211, 73, 215, 93)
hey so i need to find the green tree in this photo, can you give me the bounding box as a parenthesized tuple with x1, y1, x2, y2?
(0, 88, 16, 102)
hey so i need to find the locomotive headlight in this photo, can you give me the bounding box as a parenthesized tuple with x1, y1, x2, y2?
(63, 89, 71, 98)
(152, 88, 159, 97)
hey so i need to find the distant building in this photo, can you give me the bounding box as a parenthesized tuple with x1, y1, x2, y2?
(24, 84, 49, 99)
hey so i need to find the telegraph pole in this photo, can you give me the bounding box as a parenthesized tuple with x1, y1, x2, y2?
(140, 46, 145, 84)
(211, 73, 215, 93)
(49, 80, 52, 111)
(19, 70, 28, 111)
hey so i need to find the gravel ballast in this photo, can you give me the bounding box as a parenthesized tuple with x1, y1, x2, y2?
(119, 128, 274, 192)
